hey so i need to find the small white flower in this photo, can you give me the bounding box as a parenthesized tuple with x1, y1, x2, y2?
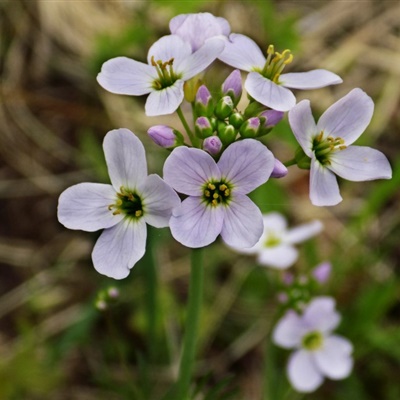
(289, 88, 392, 206)
(230, 212, 323, 269)
(57, 128, 180, 279)
(97, 35, 224, 116)
(273, 297, 353, 393)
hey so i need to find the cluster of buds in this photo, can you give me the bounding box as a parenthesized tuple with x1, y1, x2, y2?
(95, 286, 120, 311)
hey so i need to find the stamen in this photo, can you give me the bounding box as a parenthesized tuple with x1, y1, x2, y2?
(205, 190, 211, 197)
(135, 210, 142, 217)
(208, 183, 216, 190)
(213, 193, 219, 199)
(219, 184, 227, 191)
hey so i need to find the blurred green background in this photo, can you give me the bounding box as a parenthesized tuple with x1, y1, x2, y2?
(0, 0, 399, 399)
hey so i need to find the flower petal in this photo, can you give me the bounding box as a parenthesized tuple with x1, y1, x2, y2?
(58, 183, 122, 232)
(314, 335, 353, 380)
(147, 35, 191, 64)
(97, 57, 155, 96)
(285, 220, 323, 244)
(103, 128, 147, 191)
(169, 13, 230, 52)
(309, 157, 342, 206)
(169, 196, 224, 248)
(303, 297, 341, 333)
(138, 174, 181, 228)
(245, 72, 296, 111)
(92, 218, 147, 279)
(317, 88, 374, 145)
(257, 245, 299, 269)
(288, 99, 316, 157)
(217, 139, 274, 194)
(220, 194, 263, 248)
(287, 350, 324, 393)
(328, 146, 392, 181)
(163, 146, 221, 196)
(280, 69, 342, 89)
(145, 80, 185, 116)
(218, 33, 266, 71)
(272, 310, 307, 349)
(177, 37, 225, 80)
(262, 212, 288, 233)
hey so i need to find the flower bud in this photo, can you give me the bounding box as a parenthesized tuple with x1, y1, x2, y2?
(195, 116, 213, 139)
(221, 69, 242, 106)
(270, 158, 288, 178)
(239, 117, 260, 138)
(148, 125, 183, 149)
(203, 136, 222, 156)
(215, 96, 234, 120)
(194, 85, 213, 117)
(229, 112, 244, 129)
(184, 77, 203, 103)
(295, 146, 311, 169)
(217, 122, 236, 145)
(244, 101, 267, 118)
(312, 262, 331, 283)
(258, 110, 285, 137)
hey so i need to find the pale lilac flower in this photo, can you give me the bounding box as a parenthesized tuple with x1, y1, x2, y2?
(58, 128, 180, 279)
(169, 12, 230, 52)
(163, 140, 275, 248)
(289, 88, 392, 206)
(312, 262, 331, 283)
(230, 212, 322, 269)
(273, 297, 353, 393)
(219, 34, 342, 111)
(97, 35, 224, 116)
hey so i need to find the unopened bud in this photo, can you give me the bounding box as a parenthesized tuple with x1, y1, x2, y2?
(312, 262, 331, 283)
(184, 77, 203, 103)
(229, 112, 244, 129)
(195, 85, 213, 117)
(221, 69, 242, 106)
(259, 110, 284, 128)
(215, 96, 234, 120)
(195, 116, 213, 138)
(217, 122, 236, 145)
(239, 117, 260, 138)
(148, 125, 183, 149)
(107, 287, 120, 299)
(203, 136, 222, 156)
(244, 101, 267, 118)
(271, 158, 288, 178)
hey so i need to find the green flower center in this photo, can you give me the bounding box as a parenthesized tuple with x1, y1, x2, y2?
(151, 56, 181, 90)
(302, 331, 323, 351)
(312, 131, 347, 165)
(264, 232, 281, 247)
(253, 44, 293, 84)
(203, 181, 232, 207)
(109, 187, 143, 219)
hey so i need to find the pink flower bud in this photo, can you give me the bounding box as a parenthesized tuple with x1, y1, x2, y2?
(271, 158, 288, 178)
(312, 262, 331, 283)
(203, 136, 222, 155)
(148, 125, 182, 148)
(222, 69, 242, 106)
(259, 110, 284, 128)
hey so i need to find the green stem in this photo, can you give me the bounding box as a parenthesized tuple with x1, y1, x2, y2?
(283, 158, 297, 167)
(177, 106, 198, 147)
(176, 248, 204, 400)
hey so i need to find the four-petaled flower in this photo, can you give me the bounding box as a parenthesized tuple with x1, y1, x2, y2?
(97, 35, 224, 116)
(57, 128, 180, 279)
(273, 297, 353, 393)
(163, 140, 275, 248)
(229, 212, 323, 269)
(169, 12, 230, 52)
(289, 88, 392, 206)
(219, 34, 342, 111)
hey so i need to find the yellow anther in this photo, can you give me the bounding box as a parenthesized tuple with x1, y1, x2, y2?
(224, 189, 230, 196)
(316, 131, 324, 141)
(339, 145, 347, 150)
(208, 183, 216, 190)
(267, 44, 275, 55)
(219, 184, 227, 191)
(113, 210, 121, 215)
(135, 210, 142, 217)
(283, 53, 293, 65)
(212, 199, 218, 206)
(213, 193, 219, 199)
(108, 204, 114, 210)
(128, 193, 135, 201)
(150, 56, 157, 67)
(205, 190, 211, 197)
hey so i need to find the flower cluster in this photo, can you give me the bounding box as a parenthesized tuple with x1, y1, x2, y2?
(57, 11, 393, 394)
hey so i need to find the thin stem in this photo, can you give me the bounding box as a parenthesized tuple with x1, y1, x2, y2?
(177, 106, 198, 147)
(176, 248, 204, 400)
(283, 158, 297, 167)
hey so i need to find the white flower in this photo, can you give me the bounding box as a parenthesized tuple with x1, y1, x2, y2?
(230, 212, 323, 269)
(57, 128, 180, 279)
(97, 35, 224, 116)
(219, 34, 342, 111)
(273, 297, 353, 393)
(163, 140, 275, 248)
(289, 88, 392, 206)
